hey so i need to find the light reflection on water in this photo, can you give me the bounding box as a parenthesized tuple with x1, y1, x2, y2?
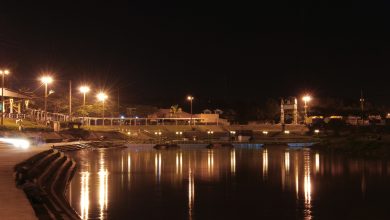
(66, 146, 390, 220)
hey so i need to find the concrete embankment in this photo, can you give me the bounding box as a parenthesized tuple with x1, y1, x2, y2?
(15, 149, 80, 220)
(0, 143, 50, 220)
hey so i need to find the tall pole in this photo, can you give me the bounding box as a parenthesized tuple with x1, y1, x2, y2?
(44, 82, 47, 121)
(304, 100, 307, 123)
(190, 99, 193, 125)
(69, 80, 72, 121)
(102, 99, 105, 126)
(83, 92, 86, 106)
(1, 73, 4, 126)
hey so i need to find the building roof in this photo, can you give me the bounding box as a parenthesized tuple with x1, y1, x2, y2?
(0, 88, 32, 99)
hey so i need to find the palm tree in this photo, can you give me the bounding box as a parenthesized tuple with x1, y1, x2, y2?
(170, 105, 182, 117)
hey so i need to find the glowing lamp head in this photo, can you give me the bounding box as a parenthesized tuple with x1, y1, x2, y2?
(302, 95, 312, 102)
(187, 96, 194, 101)
(79, 86, 90, 94)
(40, 76, 53, 84)
(0, 69, 10, 75)
(97, 92, 108, 101)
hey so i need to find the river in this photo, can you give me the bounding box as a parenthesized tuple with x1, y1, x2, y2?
(66, 145, 390, 219)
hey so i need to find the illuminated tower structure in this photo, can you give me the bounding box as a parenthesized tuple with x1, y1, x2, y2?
(280, 97, 298, 125)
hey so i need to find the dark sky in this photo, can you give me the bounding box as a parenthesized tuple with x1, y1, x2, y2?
(0, 1, 389, 109)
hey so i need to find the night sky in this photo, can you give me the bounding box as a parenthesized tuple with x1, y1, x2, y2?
(0, 1, 389, 110)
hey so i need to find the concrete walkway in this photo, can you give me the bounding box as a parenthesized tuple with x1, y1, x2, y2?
(0, 140, 89, 220)
(0, 142, 50, 220)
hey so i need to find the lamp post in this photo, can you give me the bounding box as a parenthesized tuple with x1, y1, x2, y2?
(79, 86, 90, 106)
(97, 92, 108, 126)
(155, 131, 162, 143)
(40, 76, 53, 122)
(176, 131, 183, 141)
(0, 69, 9, 126)
(230, 130, 236, 141)
(187, 95, 194, 125)
(79, 86, 90, 125)
(302, 95, 312, 124)
(207, 130, 214, 143)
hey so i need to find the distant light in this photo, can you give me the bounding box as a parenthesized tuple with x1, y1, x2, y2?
(314, 129, 320, 134)
(0, 138, 30, 149)
(0, 69, 10, 75)
(79, 86, 90, 94)
(135, 116, 139, 119)
(302, 95, 312, 102)
(97, 92, 108, 101)
(127, 131, 131, 135)
(230, 131, 236, 134)
(263, 131, 268, 135)
(120, 116, 125, 119)
(40, 76, 53, 84)
(187, 95, 194, 101)
(284, 130, 290, 134)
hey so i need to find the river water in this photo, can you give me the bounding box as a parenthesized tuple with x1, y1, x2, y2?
(66, 145, 390, 220)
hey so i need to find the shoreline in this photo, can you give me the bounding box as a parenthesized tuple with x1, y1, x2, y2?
(5, 130, 389, 219)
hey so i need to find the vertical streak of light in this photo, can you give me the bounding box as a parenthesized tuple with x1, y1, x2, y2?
(105, 168, 108, 209)
(304, 151, 312, 220)
(208, 150, 214, 176)
(155, 153, 158, 180)
(176, 153, 179, 175)
(80, 171, 89, 220)
(188, 168, 195, 220)
(98, 151, 108, 220)
(295, 154, 299, 199)
(128, 153, 131, 185)
(263, 149, 268, 179)
(155, 152, 162, 183)
(176, 152, 183, 176)
(180, 152, 183, 175)
(158, 153, 162, 182)
(231, 149, 236, 175)
(315, 153, 320, 173)
(285, 151, 290, 174)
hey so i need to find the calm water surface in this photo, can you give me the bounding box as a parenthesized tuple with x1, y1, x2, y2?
(66, 145, 390, 220)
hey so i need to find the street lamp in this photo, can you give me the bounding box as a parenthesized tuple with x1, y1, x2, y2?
(40, 76, 53, 122)
(0, 69, 9, 126)
(155, 131, 162, 143)
(79, 86, 90, 106)
(97, 92, 108, 126)
(302, 95, 312, 124)
(187, 95, 194, 125)
(230, 131, 236, 141)
(176, 131, 183, 141)
(207, 130, 214, 142)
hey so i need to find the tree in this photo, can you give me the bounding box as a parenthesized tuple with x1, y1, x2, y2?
(170, 104, 182, 117)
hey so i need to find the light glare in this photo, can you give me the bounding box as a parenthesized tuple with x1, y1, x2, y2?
(40, 76, 53, 84)
(0, 138, 30, 149)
